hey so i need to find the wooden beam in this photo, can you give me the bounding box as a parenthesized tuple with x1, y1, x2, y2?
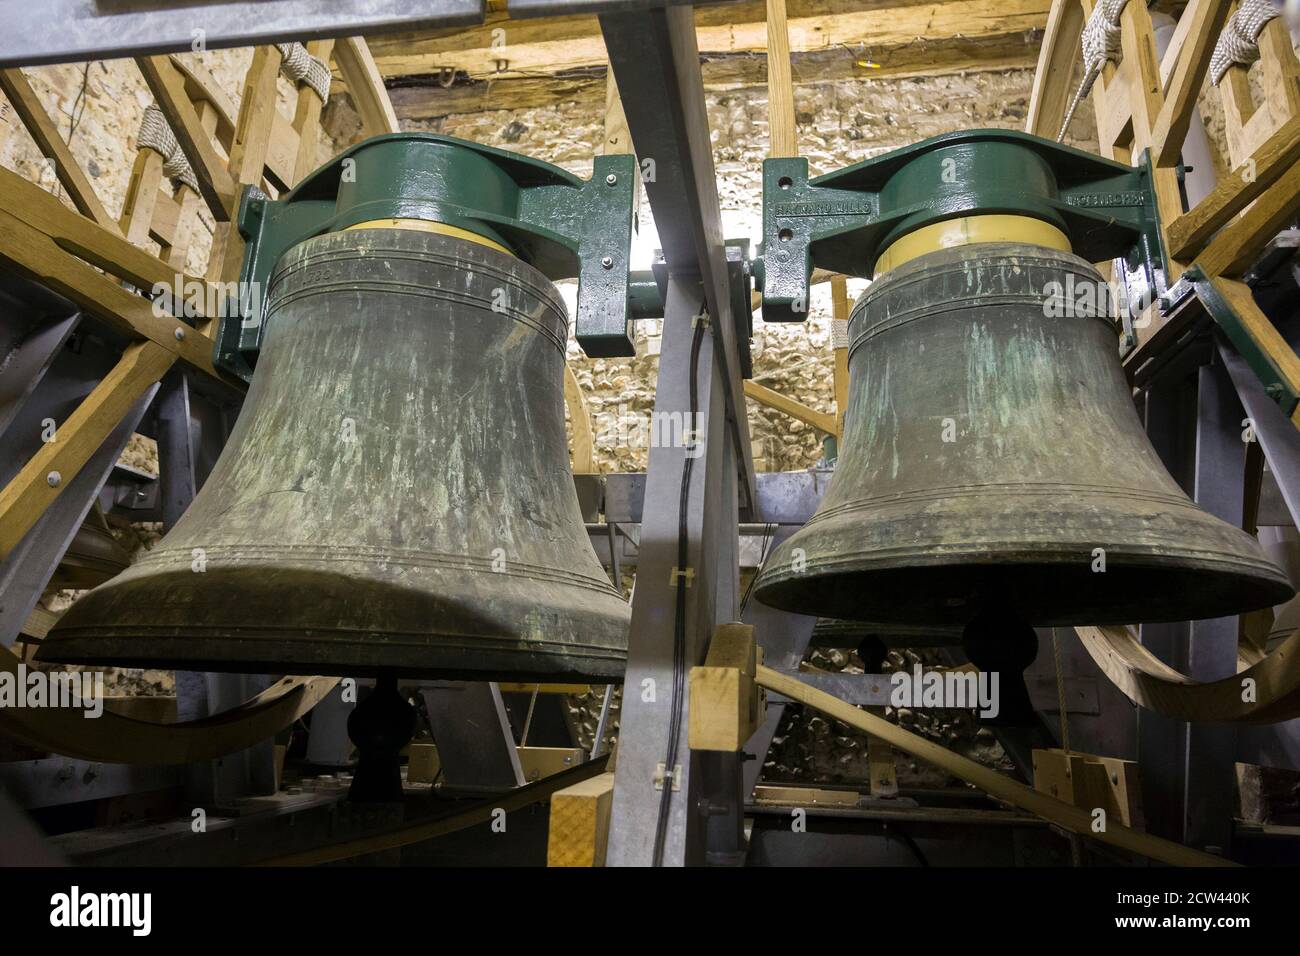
(137, 55, 238, 220)
(0, 342, 175, 558)
(756, 665, 1235, 867)
(0, 68, 119, 232)
(1167, 114, 1300, 260)
(744, 379, 838, 436)
(360, 0, 1053, 80)
(1150, 0, 1230, 168)
(118, 149, 167, 246)
(1026, 0, 1085, 138)
(766, 0, 798, 158)
(0, 208, 232, 384)
(389, 34, 1042, 120)
(1195, 158, 1300, 277)
(334, 36, 401, 135)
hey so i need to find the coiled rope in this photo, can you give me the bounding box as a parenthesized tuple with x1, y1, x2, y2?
(1209, 0, 1281, 86)
(1057, 0, 1131, 142)
(136, 105, 199, 192)
(276, 42, 331, 101)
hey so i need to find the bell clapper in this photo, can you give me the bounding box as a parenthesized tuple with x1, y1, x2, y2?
(346, 674, 417, 803)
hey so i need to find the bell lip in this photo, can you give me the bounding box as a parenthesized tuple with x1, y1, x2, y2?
(34, 635, 627, 683)
(753, 552, 1296, 628)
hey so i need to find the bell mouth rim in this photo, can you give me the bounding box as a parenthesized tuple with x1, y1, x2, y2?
(753, 552, 1295, 628)
(34, 633, 628, 683)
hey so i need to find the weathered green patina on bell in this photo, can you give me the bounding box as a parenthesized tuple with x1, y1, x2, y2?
(41, 227, 630, 680)
(754, 242, 1294, 626)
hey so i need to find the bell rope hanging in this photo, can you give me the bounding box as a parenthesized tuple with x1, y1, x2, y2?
(752, 130, 1294, 628)
(39, 134, 638, 681)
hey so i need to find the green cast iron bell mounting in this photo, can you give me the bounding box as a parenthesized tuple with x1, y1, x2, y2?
(216, 132, 638, 379)
(760, 129, 1167, 322)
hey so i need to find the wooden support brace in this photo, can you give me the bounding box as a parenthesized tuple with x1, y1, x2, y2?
(1150, 0, 1230, 169)
(290, 39, 335, 184)
(136, 55, 238, 220)
(1195, 157, 1300, 277)
(1026, 0, 1085, 139)
(0, 342, 176, 558)
(744, 379, 838, 438)
(1168, 114, 1300, 260)
(0, 68, 119, 232)
(547, 772, 616, 867)
(0, 206, 231, 383)
(688, 623, 765, 752)
(756, 664, 1235, 866)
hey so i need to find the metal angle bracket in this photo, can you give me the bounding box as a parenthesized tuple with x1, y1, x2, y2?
(1187, 264, 1300, 416)
(627, 238, 757, 378)
(218, 132, 638, 379)
(759, 129, 1167, 322)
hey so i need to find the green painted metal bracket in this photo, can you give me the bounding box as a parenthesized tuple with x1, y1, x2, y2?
(217, 132, 637, 380)
(760, 129, 1166, 322)
(1186, 264, 1300, 415)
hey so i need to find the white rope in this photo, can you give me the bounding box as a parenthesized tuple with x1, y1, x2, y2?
(1210, 0, 1282, 86)
(136, 105, 199, 192)
(1057, 0, 1130, 142)
(276, 42, 331, 101)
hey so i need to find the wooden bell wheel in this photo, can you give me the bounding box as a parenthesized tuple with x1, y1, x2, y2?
(1, 644, 337, 765)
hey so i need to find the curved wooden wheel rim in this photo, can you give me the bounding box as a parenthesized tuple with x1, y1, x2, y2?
(1074, 624, 1300, 724)
(0, 645, 337, 765)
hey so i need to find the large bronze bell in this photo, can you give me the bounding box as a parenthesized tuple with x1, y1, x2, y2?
(755, 241, 1294, 627)
(39, 228, 630, 680)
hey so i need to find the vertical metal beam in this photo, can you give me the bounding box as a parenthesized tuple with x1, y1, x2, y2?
(1183, 357, 1246, 852)
(606, 275, 735, 866)
(600, 4, 757, 515)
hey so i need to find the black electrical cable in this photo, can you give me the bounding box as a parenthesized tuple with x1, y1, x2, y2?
(651, 303, 708, 867)
(738, 521, 775, 619)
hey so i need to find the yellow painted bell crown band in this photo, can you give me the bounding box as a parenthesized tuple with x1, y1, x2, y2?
(873, 214, 1072, 276)
(344, 218, 514, 257)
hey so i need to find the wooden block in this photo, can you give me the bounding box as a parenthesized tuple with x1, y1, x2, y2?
(547, 772, 615, 867)
(517, 746, 584, 781)
(1033, 748, 1144, 830)
(497, 682, 591, 695)
(689, 623, 763, 751)
(407, 742, 441, 783)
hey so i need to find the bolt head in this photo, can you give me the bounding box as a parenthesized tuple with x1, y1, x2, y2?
(46, 471, 61, 487)
(601, 256, 614, 269)
(174, 327, 186, 341)
(605, 173, 618, 186)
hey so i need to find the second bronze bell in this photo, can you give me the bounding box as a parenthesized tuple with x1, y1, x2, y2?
(754, 242, 1294, 627)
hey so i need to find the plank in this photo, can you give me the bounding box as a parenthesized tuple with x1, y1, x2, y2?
(0, 68, 119, 231)
(547, 772, 617, 867)
(765, 0, 798, 158)
(1025, 0, 1085, 138)
(1150, 0, 1230, 168)
(118, 149, 167, 246)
